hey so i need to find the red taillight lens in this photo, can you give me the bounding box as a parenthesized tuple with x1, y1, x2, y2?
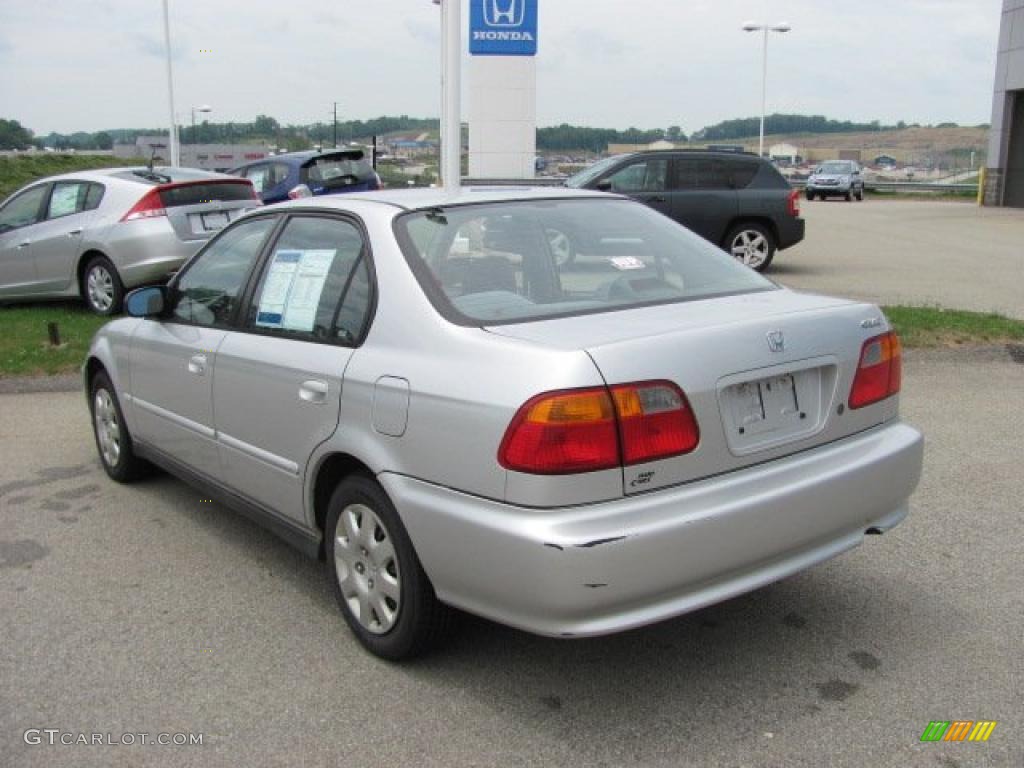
(611, 381, 700, 464)
(787, 188, 801, 217)
(499, 381, 700, 474)
(120, 188, 166, 222)
(849, 331, 902, 409)
(498, 388, 619, 474)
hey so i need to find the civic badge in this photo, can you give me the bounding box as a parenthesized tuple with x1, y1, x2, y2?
(767, 330, 785, 353)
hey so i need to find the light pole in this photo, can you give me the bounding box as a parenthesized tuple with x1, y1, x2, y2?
(161, 0, 179, 166)
(742, 20, 791, 158)
(191, 105, 212, 145)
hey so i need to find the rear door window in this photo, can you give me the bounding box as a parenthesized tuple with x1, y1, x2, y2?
(46, 181, 91, 219)
(245, 216, 372, 345)
(677, 158, 732, 190)
(729, 161, 760, 189)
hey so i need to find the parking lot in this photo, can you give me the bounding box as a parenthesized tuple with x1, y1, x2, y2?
(775, 199, 1024, 320)
(1, 363, 1022, 765)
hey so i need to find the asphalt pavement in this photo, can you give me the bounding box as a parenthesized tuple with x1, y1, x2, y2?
(1, 345, 1021, 767)
(774, 199, 1024, 320)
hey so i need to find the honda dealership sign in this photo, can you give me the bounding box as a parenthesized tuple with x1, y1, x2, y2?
(470, 0, 538, 56)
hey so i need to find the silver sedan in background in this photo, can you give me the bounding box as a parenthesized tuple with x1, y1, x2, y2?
(0, 167, 259, 314)
(84, 188, 923, 659)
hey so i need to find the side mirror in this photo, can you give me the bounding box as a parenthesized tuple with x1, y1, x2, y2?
(125, 286, 166, 318)
(595, 179, 613, 192)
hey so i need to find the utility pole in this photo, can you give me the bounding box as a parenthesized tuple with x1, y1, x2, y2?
(435, 0, 462, 191)
(333, 102, 339, 149)
(161, 0, 179, 166)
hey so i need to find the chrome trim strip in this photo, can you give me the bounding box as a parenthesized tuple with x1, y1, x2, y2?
(132, 396, 216, 439)
(218, 432, 299, 476)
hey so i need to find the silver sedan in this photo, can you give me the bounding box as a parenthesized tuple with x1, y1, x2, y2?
(0, 167, 259, 314)
(84, 188, 923, 659)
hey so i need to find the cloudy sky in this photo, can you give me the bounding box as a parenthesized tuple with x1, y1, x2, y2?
(0, 0, 1004, 135)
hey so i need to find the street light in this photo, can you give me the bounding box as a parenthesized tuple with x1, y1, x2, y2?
(742, 20, 791, 159)
(432, 0, 461, 191)
(161, 0, 179, 166)
(191, 105, 212, 145)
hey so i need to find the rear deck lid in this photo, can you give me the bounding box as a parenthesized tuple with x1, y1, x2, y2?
(488, 289, 899, 494)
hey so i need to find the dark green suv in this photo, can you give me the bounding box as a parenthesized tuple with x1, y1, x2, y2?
(566, 150, 805, 271)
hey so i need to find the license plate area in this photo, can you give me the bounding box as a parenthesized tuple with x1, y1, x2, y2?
(718, 362, 835, 455)
(190, 211, 230, 234)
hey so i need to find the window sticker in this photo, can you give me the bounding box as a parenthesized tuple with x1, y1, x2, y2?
(255, 249, 336, 332)
(609, 256, 646, 271)
(49, 185, 80, 218)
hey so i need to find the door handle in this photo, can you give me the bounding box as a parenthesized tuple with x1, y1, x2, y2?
(17, 241, 30, 249)
(67, 228, 83, 237)
(187, 354, 207, 376)
(299, 379, 329, 404)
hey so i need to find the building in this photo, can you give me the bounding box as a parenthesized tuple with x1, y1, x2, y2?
(113, 136, 271, 171)
(985, 0, 1024, 207)
(768, 143, 800, 164)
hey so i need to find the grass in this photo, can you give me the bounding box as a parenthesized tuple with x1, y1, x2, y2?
(1, 303, 1022, 379)
(0, 303, 108, 377)
(883, 306, 1024, 348)
(0, 154, 144, 199)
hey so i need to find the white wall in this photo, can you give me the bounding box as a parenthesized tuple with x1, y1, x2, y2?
(468, 56, 537, 178)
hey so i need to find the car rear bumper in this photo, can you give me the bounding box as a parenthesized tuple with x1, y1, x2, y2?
(382, 420, 923, 637)
(100, 222, 204, 288)
(777, 216, 805, 250)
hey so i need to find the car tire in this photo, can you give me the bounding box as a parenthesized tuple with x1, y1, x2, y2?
(82, 256, 125, 315)
(89, 371, 151, 483)
(805, 190, 814, 201)
(325, 474, 453, 660)
(725, 222, 775, 272)
(856, 186, 865, 201)
(844, 188, 853, 202)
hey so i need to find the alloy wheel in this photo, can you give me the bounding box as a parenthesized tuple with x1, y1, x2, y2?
(730, 230, 770, 269)
(87, 265, 115, 312)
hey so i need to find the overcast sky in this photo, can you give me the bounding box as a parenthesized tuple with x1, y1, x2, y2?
(0, 0, 1004, 135)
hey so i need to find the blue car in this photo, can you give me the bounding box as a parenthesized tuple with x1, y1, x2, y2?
(230, 149, 381, 204)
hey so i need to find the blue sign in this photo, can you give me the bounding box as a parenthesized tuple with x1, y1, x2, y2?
(469, 0, 538, 56)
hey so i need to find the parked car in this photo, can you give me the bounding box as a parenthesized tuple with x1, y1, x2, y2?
(565, 150, 805, 271)
(0, 168, 260, 314)
(806, 160, 865, 201)
(85, 188, 923, 660)
(229, 149, 382, 204)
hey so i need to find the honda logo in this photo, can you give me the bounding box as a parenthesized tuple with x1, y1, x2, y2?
(767, 330, 785, 353)
(484, 0, 525, 27)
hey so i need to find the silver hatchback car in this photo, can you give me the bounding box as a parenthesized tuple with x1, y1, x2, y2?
(85, 188, 923, 659)
(0, 167, 259, 314)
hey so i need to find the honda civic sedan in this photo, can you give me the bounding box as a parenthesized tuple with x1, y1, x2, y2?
(84, 188, 923, 659)
(0, 167, 260, 314)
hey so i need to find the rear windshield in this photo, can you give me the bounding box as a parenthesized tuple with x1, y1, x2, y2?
(159, 182, 254, 207)
(395, 198, 774, 326)
(303, 154, 372, 183)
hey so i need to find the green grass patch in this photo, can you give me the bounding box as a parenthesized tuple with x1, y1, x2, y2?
(0, 154, 144, 199)
(883, 306, 1024, 348)
(0, 303, 108, 377)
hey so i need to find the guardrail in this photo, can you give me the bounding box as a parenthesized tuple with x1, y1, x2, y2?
(463, 178, 979, 194)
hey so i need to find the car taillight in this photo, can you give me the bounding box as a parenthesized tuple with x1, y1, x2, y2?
(849, 331, 902, 409)
(288, 184, 312, 200)
(499, 381, 700, 475)
(611, 381, 700, 465)
(120, 188, 167, 221)
(498, 388, 619, 474)
(787, 188, 801, 217)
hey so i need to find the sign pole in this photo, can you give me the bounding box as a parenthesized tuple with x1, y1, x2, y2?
(439, 0, 462, 191)
(161, 0, 179, 167)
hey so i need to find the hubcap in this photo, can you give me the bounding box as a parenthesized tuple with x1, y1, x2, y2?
(333, 503, 401, 634)
(731, 231, 769, 268)
(87, 266, 114, 312)
(93, 389, 121, 467)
